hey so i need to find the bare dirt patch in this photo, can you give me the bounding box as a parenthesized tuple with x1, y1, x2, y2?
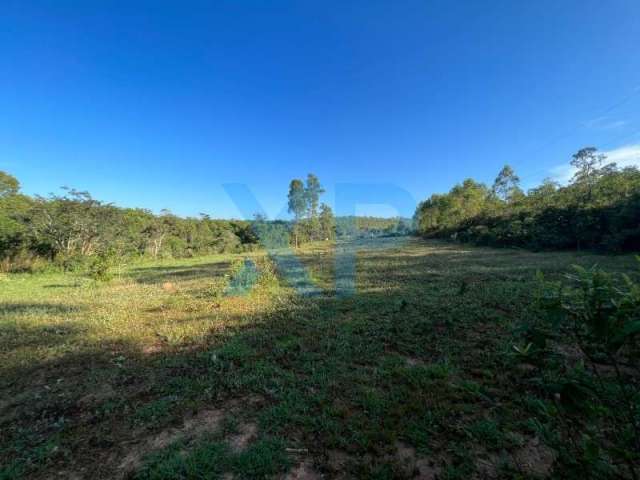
(228, 421, 258, 452)
(141, 343, 163, 355)
(118, 408, 224, 475)
(114, 395, 265, 478)
(284, 459, 323, 479)
(326, 449, 351, 472)
(394, 441, 441, 479)
(513, 437, 555, 477)
(474, 454, 500, 479)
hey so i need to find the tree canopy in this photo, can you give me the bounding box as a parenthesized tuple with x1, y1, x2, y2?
(413, 149, 640, 252)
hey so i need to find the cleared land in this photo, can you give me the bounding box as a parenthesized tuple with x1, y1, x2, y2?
(1, 238, 638, 479)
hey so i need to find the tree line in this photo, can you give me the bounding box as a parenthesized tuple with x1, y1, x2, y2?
(0, 170, 409, 273)
(413, 147, 640, 251)
(0, 171, 259, 272)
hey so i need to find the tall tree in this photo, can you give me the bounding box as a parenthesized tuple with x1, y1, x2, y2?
(287, 179, 306, 220)
(570, 147, 607, 202)
(319, 203, 336, 240)
(492, 165, 521, 202)
(287, 179, 306, 247)
(27, 188, 106, 257)
(305, 174, 324, 240)
(304, 174, 324, 218)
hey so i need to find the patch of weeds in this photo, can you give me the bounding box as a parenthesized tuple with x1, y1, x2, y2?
(233, 437, 291, 479)
(134, 440, 231, 480)
(135, 436, 290, 480)
(441, 445, 476, 480)
(0, 430, 61, 480)
(236, 359, 295, 392)
(309, 411, 344, 446)
(356, 461, 395, 480)
(258, 389, 309, 433)
(219, 415, 241, 436)
(356, 387, 389, 418)
(133, 396, 179, 426)
(272, 334, 302, 358)
(206, 277, 229, 300)
(422, 361, 455, 380)
(402, 410, 438, 451)
(212, 338, 254, 362)
(455, 379, 493, 402)
(95, 397, 129, 420)
(0, 460, 25, 480)
(465, 418, 504, 449)
(521, 394, 555, 419)
(163, 375, 215, 401)
(393, 361, 454, 389)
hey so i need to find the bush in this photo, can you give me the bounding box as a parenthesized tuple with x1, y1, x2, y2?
(86, 254, 113, 281)
(531, 261, 640, 477)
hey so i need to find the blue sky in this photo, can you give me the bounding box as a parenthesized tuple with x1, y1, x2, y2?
(2, 0, 640, 218)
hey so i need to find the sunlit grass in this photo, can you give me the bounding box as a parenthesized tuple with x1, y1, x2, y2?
(1, 238, 638, 479)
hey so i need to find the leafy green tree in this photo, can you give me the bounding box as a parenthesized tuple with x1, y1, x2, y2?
(0, 171, 19, 197)
(571, 147, 606, 183)
(286, 175, 327, 244)
(28, 189, 104, 259)
(0, 172, 28, 261)
(414, 155, 640, 252)
(492, 165, 522, 202)
(0, 171, 259, 270)
(527, 178, 559, 212)
(304, 174, 325, 241)
(570, 147, 608, 202)
(287, 179, 306, 247)
(287, 180, 306, 220)
(319, 203, 336, 240)
(304, 174, 324, 219)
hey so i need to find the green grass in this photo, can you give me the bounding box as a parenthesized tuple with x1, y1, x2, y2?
(1, 238, 638, 479)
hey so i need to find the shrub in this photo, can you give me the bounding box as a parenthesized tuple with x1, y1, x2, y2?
(86, 250, 117, 281)
(533, 261, 640, 477)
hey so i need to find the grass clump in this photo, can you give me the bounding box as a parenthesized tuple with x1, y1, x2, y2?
(134, 437, 290, 480)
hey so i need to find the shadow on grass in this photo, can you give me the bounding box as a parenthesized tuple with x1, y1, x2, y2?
(127, 262, 232, 285)
(42, 284, 77, 289)
(2, 240, 639, 479)
(0, 303, 83, 316)
(0, 320, 86, 350)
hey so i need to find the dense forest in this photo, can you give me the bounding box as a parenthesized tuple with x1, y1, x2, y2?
(413, 147, 640, 252)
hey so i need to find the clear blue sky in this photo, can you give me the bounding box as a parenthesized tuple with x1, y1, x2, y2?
(2, 0, 640, 218)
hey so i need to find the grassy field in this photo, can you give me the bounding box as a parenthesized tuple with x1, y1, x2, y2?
(1, 238, 638, 479)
